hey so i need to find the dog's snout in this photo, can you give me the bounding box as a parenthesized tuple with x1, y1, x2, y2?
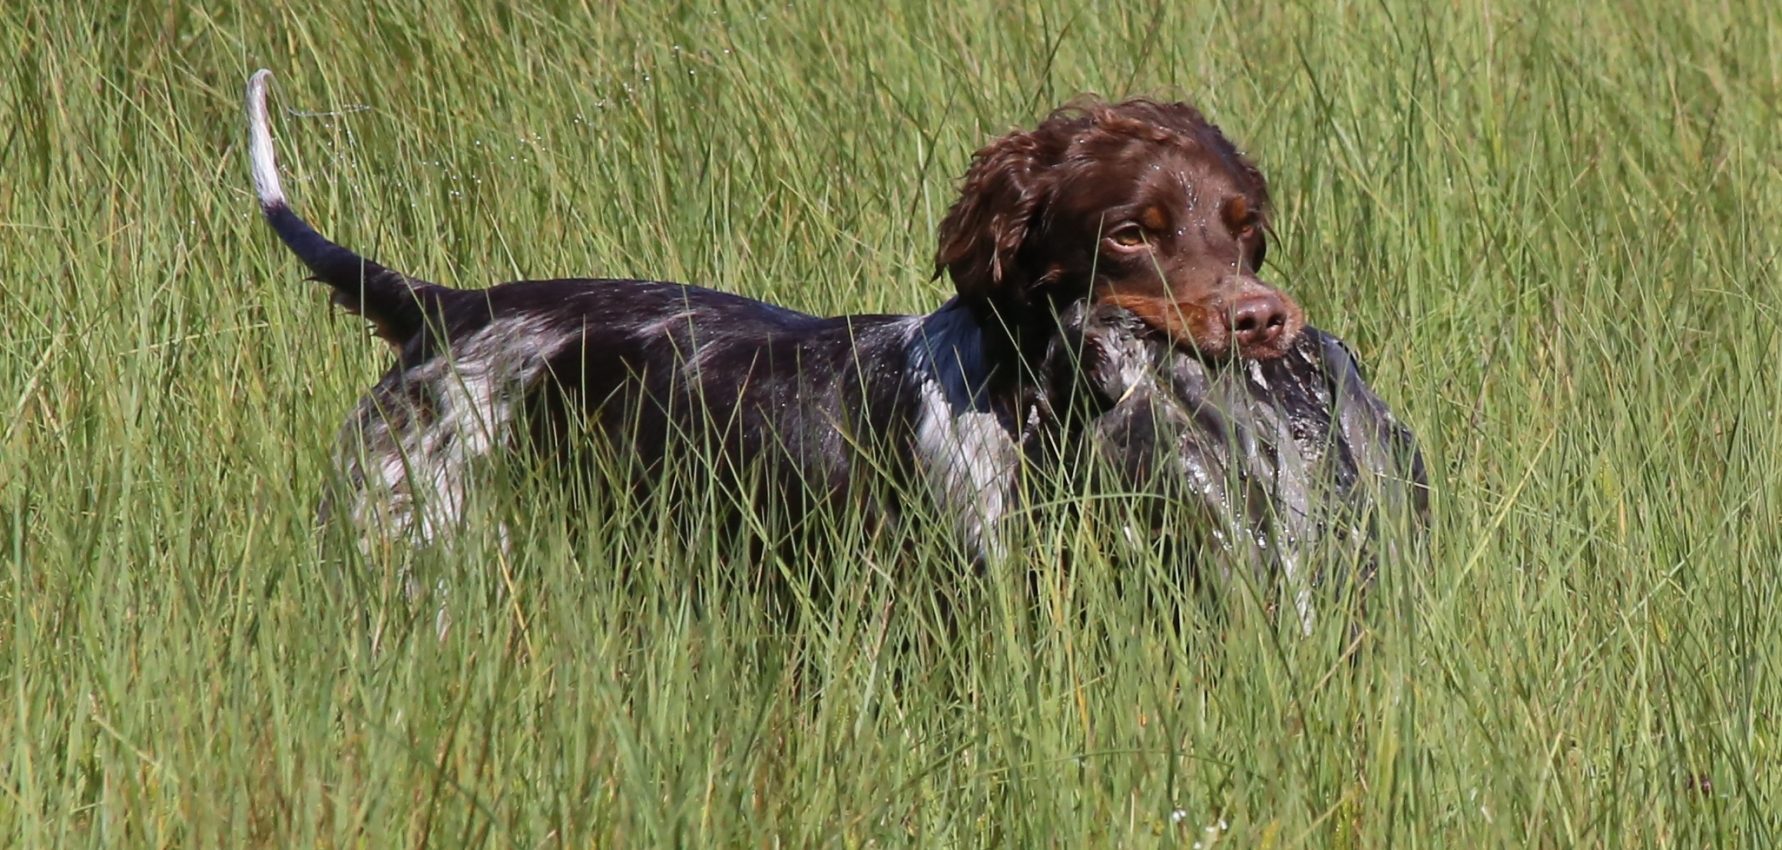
(1229, 293, 1291, 353)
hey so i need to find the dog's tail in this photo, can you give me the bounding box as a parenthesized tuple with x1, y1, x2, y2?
(247, 69, 446, 345)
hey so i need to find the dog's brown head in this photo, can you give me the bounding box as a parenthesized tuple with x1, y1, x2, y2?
(936, 98, 1302, 360)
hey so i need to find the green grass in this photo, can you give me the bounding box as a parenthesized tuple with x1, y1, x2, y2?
(5, 0, 1781, 846)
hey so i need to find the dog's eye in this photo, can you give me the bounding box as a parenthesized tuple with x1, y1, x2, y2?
(1234, 215, 1261, 243)
(1107, 224, 1147, 248)
(1226, 197, 1262, 242)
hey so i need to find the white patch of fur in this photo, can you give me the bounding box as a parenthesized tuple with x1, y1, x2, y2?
(331, 314, 572, 551)
(1247, 358, 1270, 391)
(638, 308, 697, 340)
(685, 324, 738, 382)
(905, 306, 1020, 560)
(245, 70, 285, 207)
(1098, 328, 1155, 405)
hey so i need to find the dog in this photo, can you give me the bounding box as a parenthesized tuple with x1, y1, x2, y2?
(245, 69, 1315, 564)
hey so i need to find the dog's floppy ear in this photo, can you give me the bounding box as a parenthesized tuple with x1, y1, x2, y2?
(934, 131, 1051, 306)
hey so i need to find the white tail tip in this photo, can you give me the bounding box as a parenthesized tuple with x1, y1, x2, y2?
(246, 69, 285, 208)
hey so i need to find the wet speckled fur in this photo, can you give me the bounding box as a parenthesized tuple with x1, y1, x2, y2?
(1048, 303, 1429, 628)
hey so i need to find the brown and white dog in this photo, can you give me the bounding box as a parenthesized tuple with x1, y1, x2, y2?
(246, 70, 1372, 574)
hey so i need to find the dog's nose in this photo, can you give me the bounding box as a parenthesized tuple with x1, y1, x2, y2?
(1228, 293, 1290, 354)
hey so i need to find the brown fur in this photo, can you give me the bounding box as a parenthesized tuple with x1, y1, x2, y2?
(934, 98, 1304, 359)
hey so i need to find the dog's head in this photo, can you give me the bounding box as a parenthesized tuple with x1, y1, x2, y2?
(935, 98, 1303, 360)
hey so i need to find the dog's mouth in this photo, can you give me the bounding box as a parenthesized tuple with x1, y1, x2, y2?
(1090, 290, 1305, 362)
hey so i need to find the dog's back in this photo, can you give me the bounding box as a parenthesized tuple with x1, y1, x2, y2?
(247, 72, 953, 546)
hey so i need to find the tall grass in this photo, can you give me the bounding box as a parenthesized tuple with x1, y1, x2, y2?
(4, 0, 1780, 845)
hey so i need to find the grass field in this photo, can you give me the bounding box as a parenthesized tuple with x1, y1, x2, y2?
(5, 0, 1781, 846)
